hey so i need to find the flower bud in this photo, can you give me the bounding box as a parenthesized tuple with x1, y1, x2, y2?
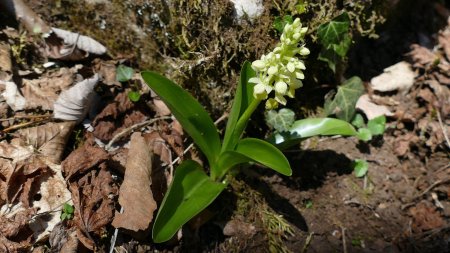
(252, 60, 266, 70)
(299, 47, 310, 56)
(275, 81, 288, 94)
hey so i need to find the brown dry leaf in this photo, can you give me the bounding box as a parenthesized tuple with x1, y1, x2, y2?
(92, 92, 147, 142)
(61, 140, 109, 180)
(112, 132, 157, 232)
(0, 42, 12, 81)
(144, 131, 172, 165)
(356, 94, 393, 120)
(94, 60, 120, 86)
(370, 61, 416, 93)
(70, 167, 117, 250)
(29, 164, 72, 242)
(152, 98, 171, 116)
(49, 224, 78, 253)
(408, 44, 440, 68)
(410, 202, 444, 232)
(393, 133, 420, 156)
(18, 121, 76, 164)
(0, 206, 35, 252)
(438, 24, 450, 61)
(20, 67, 78, 110)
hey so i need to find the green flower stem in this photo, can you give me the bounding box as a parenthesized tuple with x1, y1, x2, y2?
(214, 98, 261, 181)
(233, 98, 261, 147)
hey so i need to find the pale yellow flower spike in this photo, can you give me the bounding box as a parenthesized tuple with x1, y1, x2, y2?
(250, 18, 309, 109)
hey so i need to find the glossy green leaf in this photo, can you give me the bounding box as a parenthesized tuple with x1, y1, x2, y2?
(367, 115, 386, 136)
(116, 65, 134, 82)
(234, 138, 292, 176)
(265, 108, 295, 132)
(215, 151, 253, 179)
(268, 118, 357, 149)
(141, 71, 221, 165)
(353, 159, 369, 177)
(324, 77, 365, 122)
(152, 160, 226, 243)
(222, 62, 256, 151)
(357, 128, 372, 141)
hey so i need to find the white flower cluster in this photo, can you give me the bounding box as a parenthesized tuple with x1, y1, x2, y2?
(249, 18, 310, 109)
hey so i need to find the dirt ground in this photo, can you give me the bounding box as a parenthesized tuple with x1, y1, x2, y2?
(0, 0, 449, 252)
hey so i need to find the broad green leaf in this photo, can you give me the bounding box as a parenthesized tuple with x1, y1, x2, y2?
(367, 115, 386, 136)
(324, 76, 365, 122)
(63, 203, 74, 213)
(152, 160, 226, 243)
(222, 62, 256, 152)
(142, 71, 221, 165)
(116, 65, 134, 82)
(357, 128, 372, 141)
(215, 151, 253, 179)
(268, 118, 357, 149)
(265, 108, 295, 132)
(234, 138, 292, 176)
(353, 159, 369, 177)
(351, 113, 365, 128)
(127, 91, 141, 102)
(317, 12, 350, 47)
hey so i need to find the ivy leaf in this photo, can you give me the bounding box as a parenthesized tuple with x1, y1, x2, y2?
(324, 76, 365, 122)
(116, 65, 134, 82)
(265, 108, 295, 132)
(353, 159, 369, 178)
(317, 12, 350, 46)
(317, 12, 351, 72)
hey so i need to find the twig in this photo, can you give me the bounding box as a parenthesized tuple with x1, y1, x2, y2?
(1, 118, 50, 133)
(105, 116, 171, 151)
(436, 110, 450, 149)
(301, 232, 314, 253)
(0, 114, 52, 121)
(341, 227, 347, 253)
(109, 207, 123, 253)
(402, 178, 450, 210)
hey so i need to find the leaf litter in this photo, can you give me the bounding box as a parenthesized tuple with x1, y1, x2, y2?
(0, 1, 448, 252)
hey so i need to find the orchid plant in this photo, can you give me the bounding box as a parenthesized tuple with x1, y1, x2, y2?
(142, 18, 357, 243)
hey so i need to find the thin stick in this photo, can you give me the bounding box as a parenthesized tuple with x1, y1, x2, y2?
(105, 116, 171, 150)
(1, 118, 49, 132)
(0, 114, 52, 121)
(109, 206, 123, 253)
(341, 227, 347, 253)
(436, 110, 450, 149)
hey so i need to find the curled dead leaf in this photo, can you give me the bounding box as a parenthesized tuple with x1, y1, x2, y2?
(53, 74, 99, 122)
(0, 80, 26, 111)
